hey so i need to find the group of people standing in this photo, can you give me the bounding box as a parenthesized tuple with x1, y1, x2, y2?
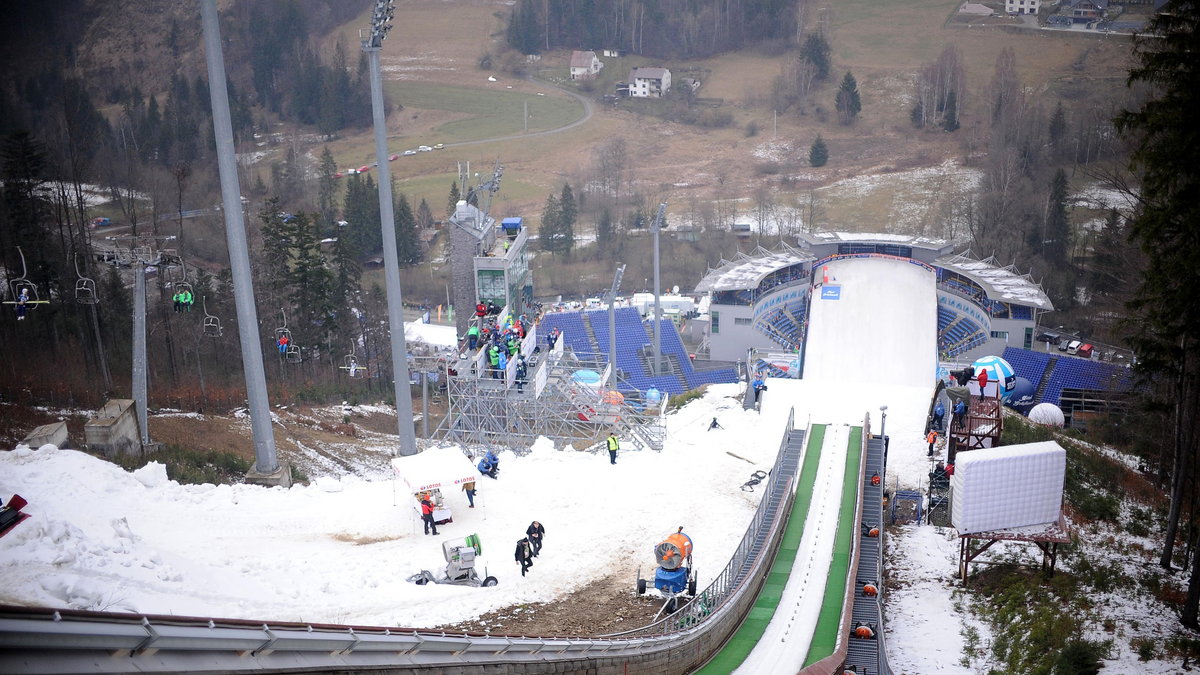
(514, 520, 545, 577)
(171, 288, 194, 312)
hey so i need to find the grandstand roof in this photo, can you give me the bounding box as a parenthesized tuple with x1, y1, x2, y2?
(693, 244, 815, 292)
(936, 252, 1054, 310)
(802, 230, 952, 250)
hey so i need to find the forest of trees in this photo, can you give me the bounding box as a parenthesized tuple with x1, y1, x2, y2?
(506, 0, 800, 60)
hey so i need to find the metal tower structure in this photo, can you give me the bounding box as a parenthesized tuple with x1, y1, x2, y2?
(434, 342, 667, 455)
(200, 0, 286, 484)
(361, 0, 417, 456)
(102, 235, 181, 450)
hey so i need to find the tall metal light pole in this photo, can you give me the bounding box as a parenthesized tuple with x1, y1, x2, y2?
(200, 0, 285, 483)
(132, 262, 149, 447)
(606, 264, 625, 387)
(650, 203, 666, 376)
(363, 0, 417, 456)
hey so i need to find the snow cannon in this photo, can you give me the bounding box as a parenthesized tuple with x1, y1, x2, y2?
(636, 527, 697, 618)
(406, 533, 498, 588)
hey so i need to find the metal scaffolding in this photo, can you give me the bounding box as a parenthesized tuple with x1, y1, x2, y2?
(433, 346, 667, 456)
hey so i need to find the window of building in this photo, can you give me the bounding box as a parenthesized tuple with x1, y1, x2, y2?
(711, 311, 720, 334)
(734, 318, 751, 326)
(990, 330, 1009, 341)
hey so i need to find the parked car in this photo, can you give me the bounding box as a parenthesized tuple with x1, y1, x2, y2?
(388, 153, 399, 161)
(1064, 340, 1082, 355)
(358, 165, 371, 173)
(403, 149, 417, 156)
(433, 143, 444, 150)
(1035, 332, 1062, 345)
(418, 145, 432, 152)
(89, 217, 111, 228)
(1077, 344, 1094, 359)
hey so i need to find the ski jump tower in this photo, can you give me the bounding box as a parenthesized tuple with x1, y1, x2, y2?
(439, 164, 665, 453)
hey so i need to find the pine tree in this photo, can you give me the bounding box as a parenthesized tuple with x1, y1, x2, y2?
(1043, 169, 1071, 266)
(802, 33, 831, 81)
(539, 192, 561, 254)
(317, 146, 338, 228)
(447, 181, 461, 217)
(596, 208, 615, 251)
(331, 219, 361, 321)
(809, 135, 828, 167)
(394, 191, 422, 265)
(290, 213, 338, 345)
(1049, 101, 1067, 155)
(942, 91, 960, 132)
(416, 198, 434, 231)
(835, 71, 862, 125)
(911, 100, 925, 128)
(1113, 7, 1200, 617)
(558, 183, 576, 258)
(343, 174, 382, 253)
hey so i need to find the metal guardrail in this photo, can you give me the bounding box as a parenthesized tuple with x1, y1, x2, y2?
(606, 406, 803, 639)
(0, 413, 807, 674)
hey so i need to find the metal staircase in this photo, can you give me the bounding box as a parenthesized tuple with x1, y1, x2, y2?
(844, 433, 891, 675)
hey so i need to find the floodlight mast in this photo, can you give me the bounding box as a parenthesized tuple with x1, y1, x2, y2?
(362, 0, 417, 456)
(651, 203, 667, 376)
(200, 0, 280, 477)
(606, 264, 626, 387)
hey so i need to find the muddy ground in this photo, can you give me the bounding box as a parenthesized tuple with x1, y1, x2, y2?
(437, 574, 665, 636)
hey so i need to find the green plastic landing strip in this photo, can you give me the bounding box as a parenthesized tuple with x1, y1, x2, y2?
(692, 424, 826, 675)
(802, 425, 863, 666)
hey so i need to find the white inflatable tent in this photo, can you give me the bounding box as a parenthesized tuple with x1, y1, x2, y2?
(951, 441, 1065, 535)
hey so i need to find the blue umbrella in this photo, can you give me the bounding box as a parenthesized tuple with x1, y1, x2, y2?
(972, 355, 1016, 393)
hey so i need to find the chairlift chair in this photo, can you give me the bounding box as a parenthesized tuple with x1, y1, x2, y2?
(201, 296, 223, 338)
(73, 253, 99, 305)
(342, 354, 365, 378)
(275, 309, 296, 362)
(5, 247, 48, 311)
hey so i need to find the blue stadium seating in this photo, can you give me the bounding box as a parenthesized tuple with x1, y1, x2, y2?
(1002, 347, 1053, 390)
(1002, 346, 1133, 405)
(538, 309, 737, 398)
(1039, 355, 1133, 406)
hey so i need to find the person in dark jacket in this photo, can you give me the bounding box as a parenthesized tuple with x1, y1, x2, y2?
(515, 354, 528, 393)
(515, 537, 533, 576)
(932, 401, 945, 431)
(419, 495, 438, 536)
(526, 521, 545, 557)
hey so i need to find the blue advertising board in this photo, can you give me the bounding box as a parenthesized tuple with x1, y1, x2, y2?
(821, 285, 841, 300)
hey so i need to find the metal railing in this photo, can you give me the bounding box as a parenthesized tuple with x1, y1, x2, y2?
(605, 407, 801, 639)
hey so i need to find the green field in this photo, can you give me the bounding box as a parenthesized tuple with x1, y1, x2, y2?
(384, 81, 584, 142)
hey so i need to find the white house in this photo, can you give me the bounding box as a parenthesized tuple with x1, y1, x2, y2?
(1005, 0, 1040, 14)
(627, 67, 671, 98)
(569, 50, 603, 80)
